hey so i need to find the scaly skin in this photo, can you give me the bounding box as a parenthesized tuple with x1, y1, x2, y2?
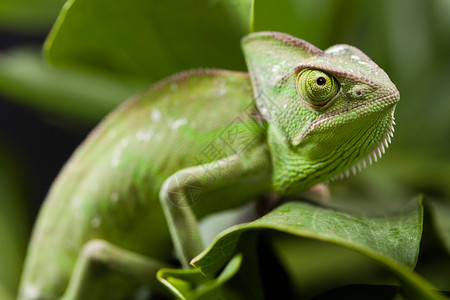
(19, 70, 269, 299)
(243, 32, 399, 194)
(19, 32, 399, 300)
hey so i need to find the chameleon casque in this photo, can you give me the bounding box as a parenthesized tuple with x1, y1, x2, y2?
(18, 32, 399, 299)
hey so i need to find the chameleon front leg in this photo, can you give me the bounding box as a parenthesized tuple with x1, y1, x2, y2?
(62, 239, 170, 300)
(160, 151, 269, 268)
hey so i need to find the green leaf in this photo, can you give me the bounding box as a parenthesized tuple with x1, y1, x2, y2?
(190, 197, 446, 300)
(158, 244, 265, 300)
(0, 48, 143, 127)
(194, 199, 422, 274)
(158, 254, 244, 300)
(45, 0, 253, 80)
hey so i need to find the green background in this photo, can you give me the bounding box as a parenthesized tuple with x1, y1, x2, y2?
(0, 0, 449, 298)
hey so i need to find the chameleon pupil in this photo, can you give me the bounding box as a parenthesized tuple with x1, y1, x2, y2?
(316, 77, 326, 86)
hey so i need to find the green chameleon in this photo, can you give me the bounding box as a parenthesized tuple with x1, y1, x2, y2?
(18, 31, 399, 299)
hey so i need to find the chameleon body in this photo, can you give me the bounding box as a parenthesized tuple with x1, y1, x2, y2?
(18, 32, 399, 299)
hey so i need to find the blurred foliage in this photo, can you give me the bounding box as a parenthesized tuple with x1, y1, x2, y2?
(45, 0, 253, 79)
(0, 141, 28, 299)
(0, 0, 449, 299)
(0, 49, 143, 128)
(0, 0, 64, 32)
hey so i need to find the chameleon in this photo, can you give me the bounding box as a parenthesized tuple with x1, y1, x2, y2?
(18, 31, 399, 300)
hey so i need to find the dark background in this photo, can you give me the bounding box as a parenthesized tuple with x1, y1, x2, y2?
(0, 30, 85, 221)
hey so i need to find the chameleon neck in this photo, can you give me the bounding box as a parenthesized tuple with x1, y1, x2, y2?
(268, 127, 323, 195)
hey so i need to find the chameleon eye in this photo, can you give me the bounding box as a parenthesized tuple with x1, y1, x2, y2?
(296, 69, 339, 108)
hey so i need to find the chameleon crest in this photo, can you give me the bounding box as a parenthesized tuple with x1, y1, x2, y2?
(242, 32, 399, 194)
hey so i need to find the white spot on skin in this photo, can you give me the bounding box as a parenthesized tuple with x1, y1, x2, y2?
(171, 118, 188, 130)
(135, 129, 153, 141)
(23, 282, 41, 299)
(260, 107, 268, 116)
(358, 61, 371, 67)
(71, 196, 84, 219)
(351, 55, 360, 60)
(111, 157, 120, 168)
(271, 65, 280, 73)
(110, 193, 120, 203)
(327, 45, 347, 55)
(216, 86, 227, 96)
(111, 138, 129, 168)
(91, 217, 102, 228)
(151, 109, 161, 122)
(271, 64, 285, 82)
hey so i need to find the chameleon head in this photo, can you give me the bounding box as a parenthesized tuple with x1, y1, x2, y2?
(242, 32, 400, 195)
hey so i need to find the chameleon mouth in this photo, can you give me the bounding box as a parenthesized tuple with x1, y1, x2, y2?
(330, 114, 396, 181)
(328, 90, 399, 181)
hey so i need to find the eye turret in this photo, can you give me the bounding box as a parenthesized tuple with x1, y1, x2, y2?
(296, 69, 339, 108)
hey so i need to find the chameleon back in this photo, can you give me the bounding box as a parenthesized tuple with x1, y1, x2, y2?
(19, 70, 268, 299)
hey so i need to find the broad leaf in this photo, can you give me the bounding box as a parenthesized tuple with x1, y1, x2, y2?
(158, 236, 265, 300)
(45, 0, 253, 80)
(158, 254, 252, 300)
(194, 199, 423, 274)
(183, 197, 446, 299)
